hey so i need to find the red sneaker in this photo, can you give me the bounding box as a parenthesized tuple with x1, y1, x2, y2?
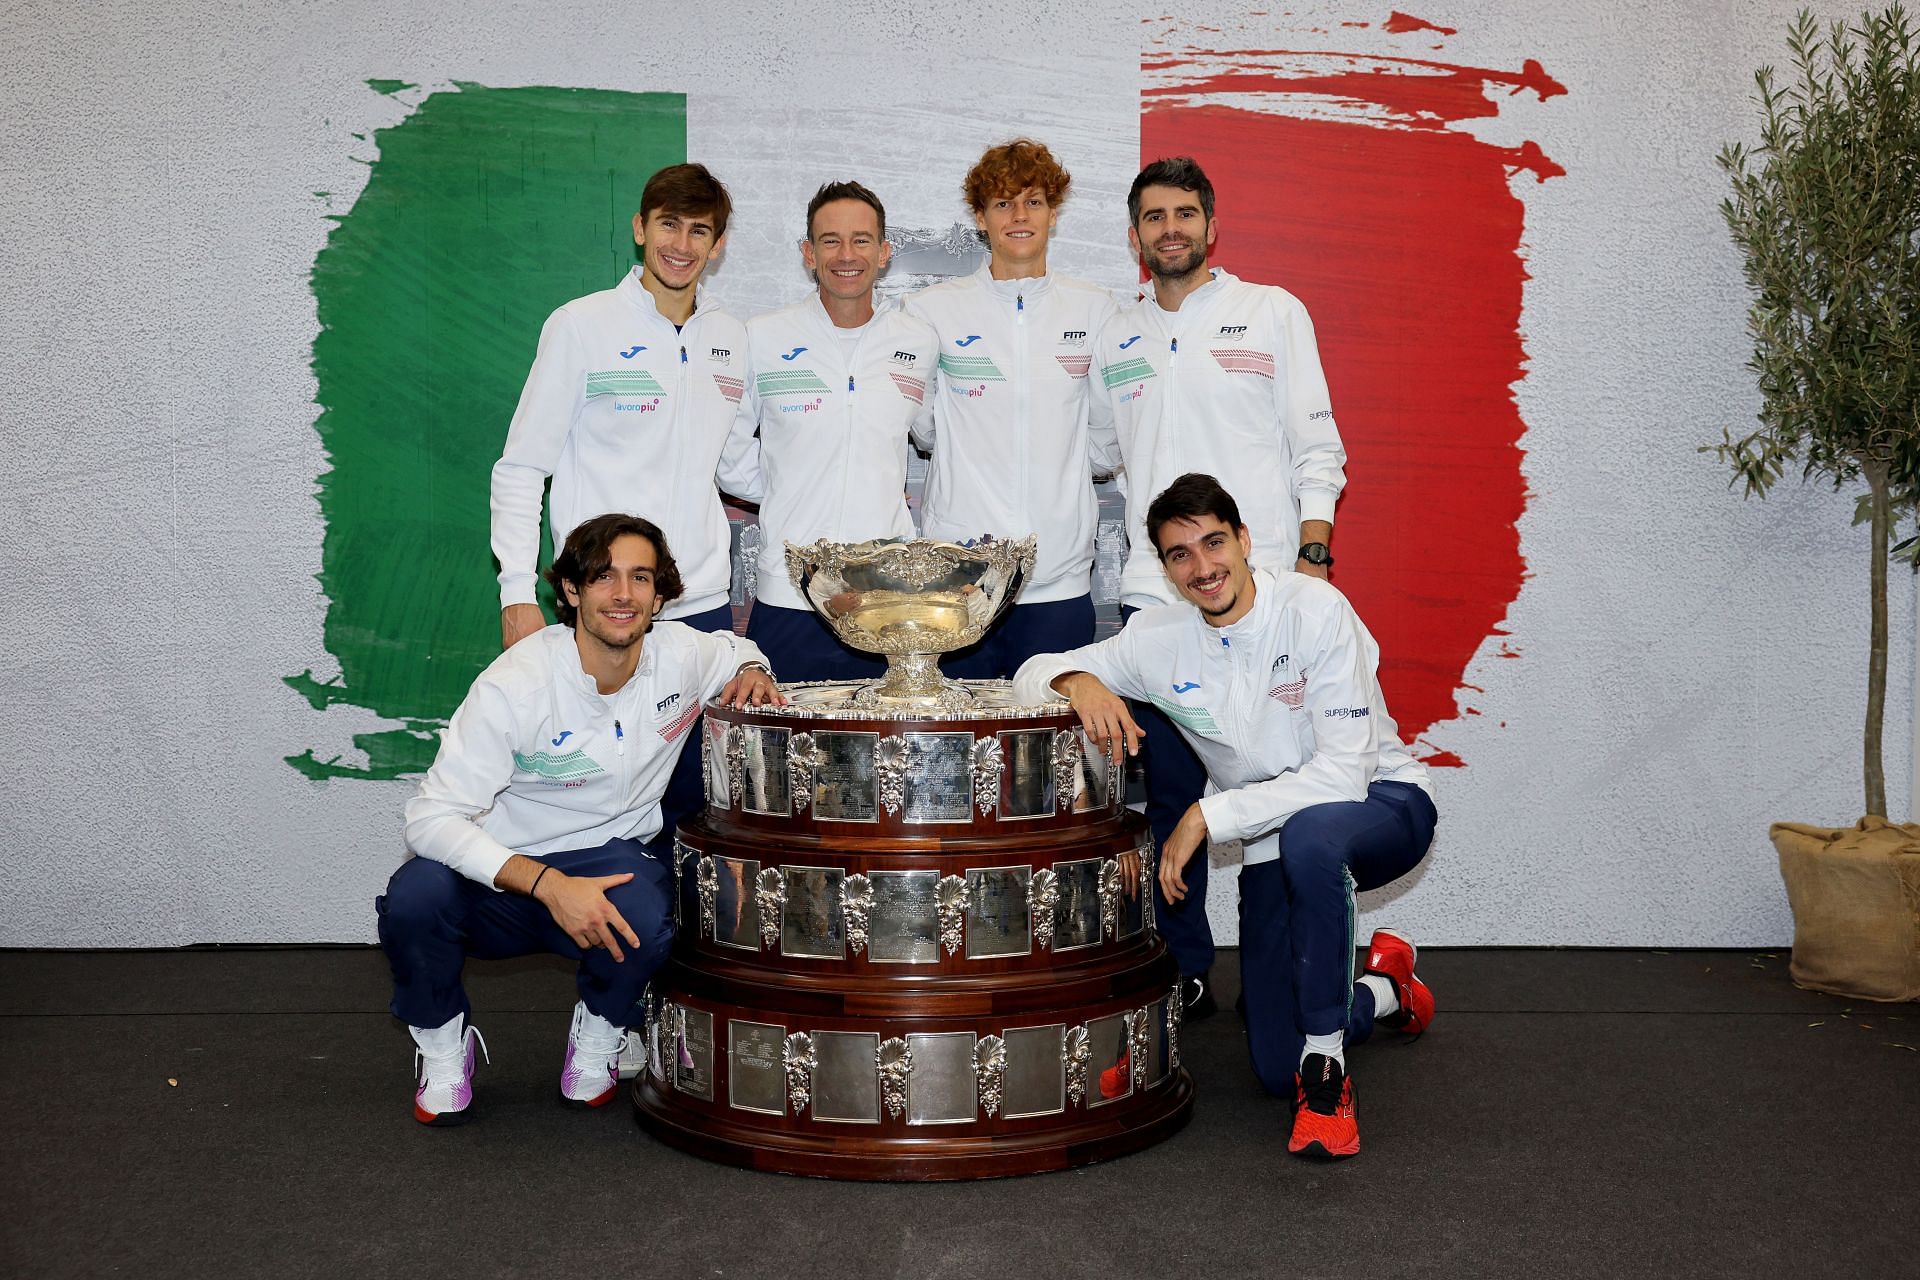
(1364, 928, 1434, 1036)
(1288, 1053, 1359, 1158)
(1098, 1053, 1132, 1099)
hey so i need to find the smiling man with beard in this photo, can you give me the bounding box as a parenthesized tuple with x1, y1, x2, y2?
(378, 514, 781, 1125)
(1090, 157, 1352, 1021)
(1013, 474, 1434, 1160)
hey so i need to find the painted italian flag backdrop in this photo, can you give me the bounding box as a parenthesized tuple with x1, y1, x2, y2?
(294, 16, 1560, 782)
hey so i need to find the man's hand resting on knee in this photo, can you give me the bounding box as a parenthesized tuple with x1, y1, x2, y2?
(496, 854, 642, 961)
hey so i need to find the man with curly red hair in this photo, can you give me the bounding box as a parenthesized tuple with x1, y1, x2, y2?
(904, 139, 1120, 676)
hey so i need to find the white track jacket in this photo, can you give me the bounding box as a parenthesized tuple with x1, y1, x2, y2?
(404, 622, 768, 887)
(1012, 571, 1428, 866)
(742, 295, 938, 611)
(491, 269, 761, 620)
(903, 267, 1120, 602)
(1090, 269, 1348, 610)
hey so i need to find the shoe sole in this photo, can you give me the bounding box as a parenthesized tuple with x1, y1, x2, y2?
(414, 1103, 471, 1127)
(1290, 1137, 1359, 1159)
(559, 1086, 621, 1110)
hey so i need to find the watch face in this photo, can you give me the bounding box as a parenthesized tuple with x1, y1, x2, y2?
(1299, 543, 1331, 565)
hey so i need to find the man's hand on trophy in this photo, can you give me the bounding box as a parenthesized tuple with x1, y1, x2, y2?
(720, 663, 786, 709)
(1052, 671, 1142, 760)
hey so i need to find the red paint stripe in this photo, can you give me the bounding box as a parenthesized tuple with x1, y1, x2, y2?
(1144, 33, 1557, 755)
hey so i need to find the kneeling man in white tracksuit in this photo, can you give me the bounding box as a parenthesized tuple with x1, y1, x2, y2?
(378, 513, 781, 1124)
(1011, 473, 1437, 1159)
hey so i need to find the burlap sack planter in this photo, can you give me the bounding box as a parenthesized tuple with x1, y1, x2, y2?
(1771, 817, 1920, 1002)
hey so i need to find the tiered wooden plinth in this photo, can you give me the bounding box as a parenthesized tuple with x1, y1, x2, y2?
(632, 682, 1194, 1180)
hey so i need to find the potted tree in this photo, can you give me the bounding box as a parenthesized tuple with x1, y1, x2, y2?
(1717, 3, 1920, 1000)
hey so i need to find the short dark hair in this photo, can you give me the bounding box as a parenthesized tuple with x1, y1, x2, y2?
(1146, 473, 1244, 558)
(639, 163, 733, 240)
(545, 513, 684, 628)
(806, 180, 887, 239)
(1127, 157, 1216, 225)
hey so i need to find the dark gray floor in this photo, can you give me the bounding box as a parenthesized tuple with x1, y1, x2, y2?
(2, 947, 1915, 1279)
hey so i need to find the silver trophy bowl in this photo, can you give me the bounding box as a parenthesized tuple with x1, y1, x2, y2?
(785, 536, 1037, 710)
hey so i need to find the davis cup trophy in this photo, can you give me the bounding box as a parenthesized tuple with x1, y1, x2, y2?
(632, 537, 1194, 1180)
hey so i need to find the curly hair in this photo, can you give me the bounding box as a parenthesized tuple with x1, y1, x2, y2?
(962, 138, 1072, 213)
(545, 513, 684, 628)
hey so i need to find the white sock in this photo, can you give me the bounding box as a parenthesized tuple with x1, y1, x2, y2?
(1359, 973, 1398, 1019)
(1301, 1030, 1345, 1070)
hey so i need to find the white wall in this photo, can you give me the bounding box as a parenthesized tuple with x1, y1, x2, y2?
(0, 0, 1905, 946)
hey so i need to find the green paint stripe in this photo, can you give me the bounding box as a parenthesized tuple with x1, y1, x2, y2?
(1102, 357, 1157, 388)
(1145, 694, 1219, 734)
(295, 83, 688, 779)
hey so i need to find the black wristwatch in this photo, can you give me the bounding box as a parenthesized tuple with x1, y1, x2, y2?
(1297, 542, 1334, 567)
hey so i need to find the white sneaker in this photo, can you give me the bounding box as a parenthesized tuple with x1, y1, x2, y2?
(410, 1013, 488, 1126)
(560, 1001, 627, 1108)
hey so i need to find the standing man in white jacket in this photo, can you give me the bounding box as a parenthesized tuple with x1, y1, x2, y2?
(1091, 157, 1351, 1019)
(741, 181, 939, 680)
(903, 139, 1119, 676)
(379, 514, 780, 1125)
(1013, 474, 1434, 1160)
(490, 163, 761, 842)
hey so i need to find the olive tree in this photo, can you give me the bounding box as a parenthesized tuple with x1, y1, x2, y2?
(1717, 3, 1920, 817)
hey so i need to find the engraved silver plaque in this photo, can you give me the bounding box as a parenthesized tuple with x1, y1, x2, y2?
(724, 723, 746, 808)
(711, 856, 760, 951)
(1064, 1025, 1091, 1105)
(1030, 867, 1059, 951)
(781, 865, 845, 959)
(997, 728, 1056, 819)
(867, 870, 940, 964)
(1071, 729, 1113, 813)
(970, 736, 1002, 816)
(696, 856, 718, 940)
(903, 733, 974, 823)
(878, 1036, 914, 1120)
(1004, 1024, 1066, 1118)
(1117, 851, 1147, 940)
(875, 735, 909, 816)
(787, 731, 820, 813)
(1050, 729, 1081, 811)
(728, 1019, 787, 1115)
(812, 1030, 881, 1123)
(703, 718, 728, 808)
(740, 724, 791, 816)
(936, 874, 969, 956)
(755, 866, 786, 950)
(1129, 1006, 1151, 1091)
(1086, 1012, 1132, 1107)
(907, 1032, 976, 1125)
(1099, 858, 1123, 941)
(813, 731, 879, 822)
(1053, 858, 1104, 952)
(974, 1035, 1008, 1118)
(965, 866, 1032, 959)
(674, 1005, 715, 1101)
(1144, 995, 1172, 1087)
(783, 1032, 816, 1113)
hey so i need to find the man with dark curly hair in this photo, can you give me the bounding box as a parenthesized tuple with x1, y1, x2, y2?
(377, 513, 781, 1125)
(904, 139, 1120, 676)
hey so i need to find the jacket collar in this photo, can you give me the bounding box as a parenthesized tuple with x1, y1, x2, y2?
(976, 261, 1053, 302)
(1149, 266, 1233, 320)
(620, 267, 703, 329)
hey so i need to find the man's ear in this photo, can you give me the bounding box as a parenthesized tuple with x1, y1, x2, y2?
(1238, 525, 1253, 559)
(561, 579, 582, 609)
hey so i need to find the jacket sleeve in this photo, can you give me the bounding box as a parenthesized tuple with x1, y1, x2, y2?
(491, 309, 585, 608)
(402, 679, 527, 889)
(715, 381, 764, 503)
(1197, 596, 1377, 844)
(1085, 294, 1124, 475)
(1275, 297, 1347, 527)
(899, 291, 938, 452)
(689, 627, 774, 698)
(1010, 621, 1154, 706)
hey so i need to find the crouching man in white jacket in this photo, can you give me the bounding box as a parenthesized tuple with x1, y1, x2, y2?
(1012, 474, 1436, 1159)
(378, 513, 781, 1124)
